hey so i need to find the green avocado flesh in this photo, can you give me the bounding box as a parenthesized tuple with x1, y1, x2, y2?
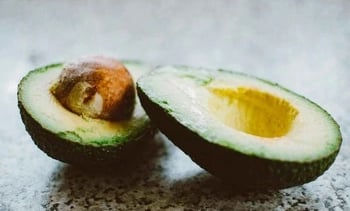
(18, 61, 156, 166)
(137, 66, 342, 189)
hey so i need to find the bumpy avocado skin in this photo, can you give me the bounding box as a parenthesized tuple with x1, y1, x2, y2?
(18, 63, 157, 168)
(137, 84, 341, 189)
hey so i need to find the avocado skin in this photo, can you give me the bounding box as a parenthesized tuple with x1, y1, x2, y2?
(137, 85, 340, 189)
(18, 95, 157, 168)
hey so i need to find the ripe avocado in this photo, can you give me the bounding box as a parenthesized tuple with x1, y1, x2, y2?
(137, 66, 342, 189)
(18, 61, 156, 167)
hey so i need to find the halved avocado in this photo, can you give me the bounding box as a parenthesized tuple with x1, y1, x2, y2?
(18, 61, 156, 167)
(137, 66, 342, 189)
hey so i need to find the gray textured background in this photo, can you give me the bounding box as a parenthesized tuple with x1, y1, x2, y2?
(1, 1, 349, 210)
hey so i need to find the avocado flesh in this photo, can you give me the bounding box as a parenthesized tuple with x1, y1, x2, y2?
(208, 86, 299, 138)
(137, 66, 342, 189)
(18, 62, 156, 166)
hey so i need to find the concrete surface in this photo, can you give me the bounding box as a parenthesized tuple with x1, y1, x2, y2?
(0, 0, 349, 210)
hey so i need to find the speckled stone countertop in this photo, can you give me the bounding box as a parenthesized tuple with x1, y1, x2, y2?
(1, 1, 349, 210)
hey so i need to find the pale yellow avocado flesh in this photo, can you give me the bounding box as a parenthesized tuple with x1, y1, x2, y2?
(209, 87, 299, 138)
(139, 66, 341, 162)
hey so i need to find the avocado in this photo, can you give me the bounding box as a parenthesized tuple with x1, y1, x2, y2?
(137, 66, 342, 189)
(18, 61, 156, 167)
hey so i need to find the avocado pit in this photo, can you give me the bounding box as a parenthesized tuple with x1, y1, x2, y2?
(52, 56, 136, 120)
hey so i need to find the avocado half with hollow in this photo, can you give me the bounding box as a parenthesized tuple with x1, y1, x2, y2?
(137, 66, 342, 189)
(18, 61, 156, 167)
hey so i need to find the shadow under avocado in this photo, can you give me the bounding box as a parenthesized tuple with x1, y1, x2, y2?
(43, 134, 284, 210)
(166, 171, 283, 209)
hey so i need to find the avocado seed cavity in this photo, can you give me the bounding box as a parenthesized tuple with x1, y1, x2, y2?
(209, 87, 299, 138)
(52, 56, 136, 120)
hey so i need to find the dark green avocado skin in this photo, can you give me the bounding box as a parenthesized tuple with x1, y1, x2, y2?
(137, 85, 340, 189)
(18, 101, 156, 167)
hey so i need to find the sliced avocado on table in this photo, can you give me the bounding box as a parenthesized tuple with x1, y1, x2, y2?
(18, 60, 156, 167)
(137, 66, 342, 189)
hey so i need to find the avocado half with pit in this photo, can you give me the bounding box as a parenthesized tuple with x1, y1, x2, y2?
(137, 66, 342, 189)
(18, 61, 156, 167)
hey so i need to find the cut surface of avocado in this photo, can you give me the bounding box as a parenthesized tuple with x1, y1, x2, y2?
(137, 66, 342, 189)
(208, 86, 299, 138)
(18, 61, 155, 166)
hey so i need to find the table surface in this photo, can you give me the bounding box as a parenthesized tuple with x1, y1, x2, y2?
(1, 1, 349, 210)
